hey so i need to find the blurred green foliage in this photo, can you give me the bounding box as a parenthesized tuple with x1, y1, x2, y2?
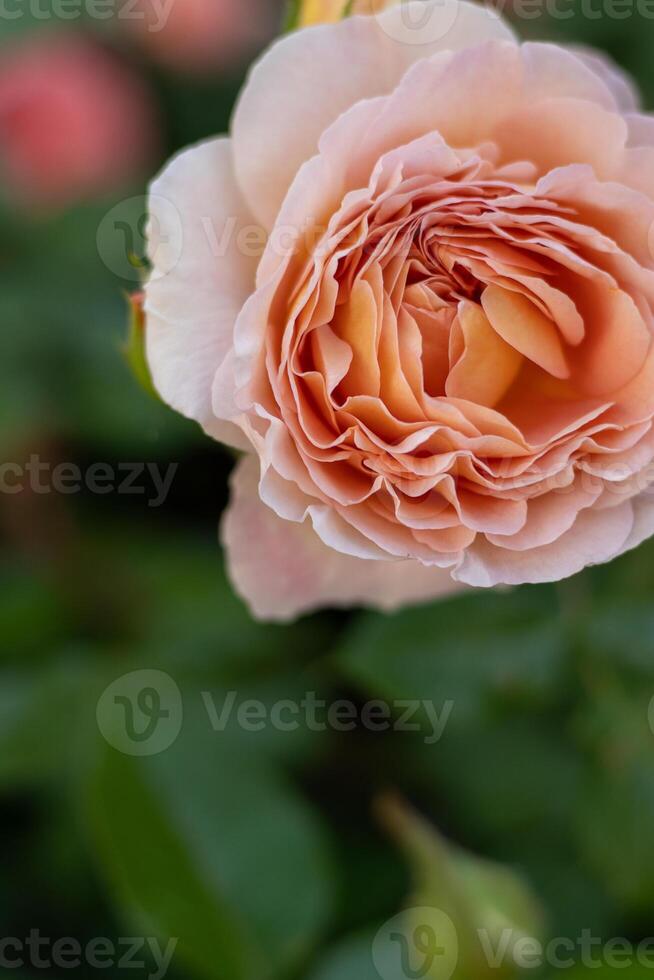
(1, 2, 654, 979)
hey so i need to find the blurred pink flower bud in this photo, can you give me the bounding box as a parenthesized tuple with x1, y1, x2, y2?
(0, 33, 157, 211)
(122, 0, 277, 74)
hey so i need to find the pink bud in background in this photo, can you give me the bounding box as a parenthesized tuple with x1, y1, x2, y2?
(0, 33, 157, 211)
(122, 0, 277, 74)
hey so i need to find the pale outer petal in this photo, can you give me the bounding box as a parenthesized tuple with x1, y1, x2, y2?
(570, 45, 641, 113)
(619, 491, 654, 554)
(231, 0, 515, 229)
(455, 501, 635, 588)
(145, 137, 258, 449)
(221, 457, 462, 621)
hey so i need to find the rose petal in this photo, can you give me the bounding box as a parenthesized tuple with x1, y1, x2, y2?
(446, 300, 523, 407)
(486, 477, 603, 551)
(481, 285, 569, 380)
(222, 456, 461, 620)
(495, 97, 627, 179)
(232, 0, 515, 228)
(455, 499, 634, 587)
(145, 138, 257, 448)
(570, 45, 640, 113)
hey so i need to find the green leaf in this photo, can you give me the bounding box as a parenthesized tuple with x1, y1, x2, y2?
(85, 703, 335, 980)
(573, 684, 654, 914)
(87, 745, 250, 979)
(0, 654, 102, 790)
(412, 718, 584, 841)
(0, 562, 66, 663)
(336, 589, 569, 729)
(581, 600, 654, 677)
(308, 930, 384, 980)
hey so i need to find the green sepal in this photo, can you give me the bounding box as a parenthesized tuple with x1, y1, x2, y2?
(122, 291, 159, 401)
(377, 795, 546, 980)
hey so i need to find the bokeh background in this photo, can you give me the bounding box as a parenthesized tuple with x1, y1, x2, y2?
(2, 2, 654, 978)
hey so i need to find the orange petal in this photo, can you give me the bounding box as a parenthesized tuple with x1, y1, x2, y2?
(482, 285, 570, 380)
(332, 277, 381, 397)
(446, 301, 523, 407)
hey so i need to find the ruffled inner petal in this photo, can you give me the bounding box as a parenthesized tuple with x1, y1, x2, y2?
(225, 40, 654, 582)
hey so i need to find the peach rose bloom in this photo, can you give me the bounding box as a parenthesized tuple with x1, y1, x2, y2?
(145, 0, 654, 620)
(0, 34, 156, 210)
